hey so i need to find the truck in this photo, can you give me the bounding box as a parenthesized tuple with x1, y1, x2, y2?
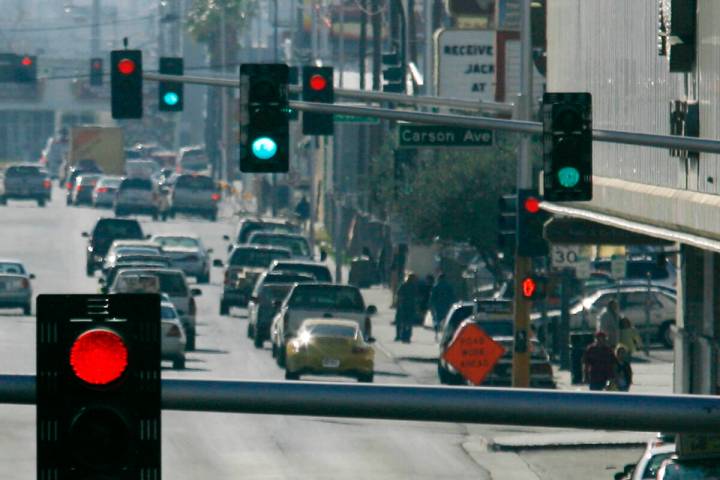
(60, 126, 125, 184)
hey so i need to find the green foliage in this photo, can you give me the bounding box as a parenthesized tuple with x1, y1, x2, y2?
(186, 0, 254, 44)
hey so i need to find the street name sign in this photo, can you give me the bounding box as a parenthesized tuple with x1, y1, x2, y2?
(442, 323, 505, 385)
(435, 29, 496, 102)
(398, 124, 493, 148)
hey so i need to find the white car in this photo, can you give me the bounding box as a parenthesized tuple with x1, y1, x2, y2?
(151, 234, 212, 284)
(0, 259, 35, 315)
(161, 301, 187, 370)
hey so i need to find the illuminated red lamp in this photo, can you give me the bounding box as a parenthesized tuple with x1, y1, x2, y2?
(523, 196, 541, 214)
(21, 56, 32, 67)
(521, 277, 537, 299)
(117, 58, 136, 75)
(70, 329, 128, 385)
(309, 74, 328, 91)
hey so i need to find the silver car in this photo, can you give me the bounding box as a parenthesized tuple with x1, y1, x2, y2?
(168, 174, 220, 221)
(161, 301, 187, 369)
(0, 259, 35, 315)
(92, 176, 122, 208)
(151, 234, 212, 283)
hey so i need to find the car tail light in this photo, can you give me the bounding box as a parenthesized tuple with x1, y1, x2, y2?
(167, 325, 182, 338)
(211, 193, 221, 201)
(352, 346, 370, 354)
(97, 187, 108, 193)
(530, 363, 553, 376)
(189, 298, 196, 316)
(76, 185, 83, 192)
(43, 179, 51, 189)
(21, 278, 30, 289)
(66, 182, 72, 190)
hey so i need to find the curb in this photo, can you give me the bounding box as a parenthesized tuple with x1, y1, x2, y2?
(491, 440, 646, 452)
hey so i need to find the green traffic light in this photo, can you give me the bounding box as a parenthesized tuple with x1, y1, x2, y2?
(557, 166, 580, 188)
(163, 91, 179, 106)
(251, 137, 278, 160)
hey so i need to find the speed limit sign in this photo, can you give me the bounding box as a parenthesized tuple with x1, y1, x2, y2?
(551, 245, 582, 269)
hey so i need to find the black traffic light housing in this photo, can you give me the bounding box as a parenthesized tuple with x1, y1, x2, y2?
(517, 189, 549, 257)
(15, 55, 37, 83)
(542, 92, 592, 202)
(497, 193, 517, 250)
(89, 57, 103, 86)
(302, 66, 334, 135)
(37, 294, 161, 478)
(520, 275, 547, 300)
(288, 66, 299, 121)
(382, 52, 405, 93)
(158, 57, 184, 112)
(111, 49, 143, 119)
(240, 63, 289, 173)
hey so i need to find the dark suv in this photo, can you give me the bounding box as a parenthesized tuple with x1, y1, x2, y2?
(83, 218, 144, 276)
(1, 164, 51, 207)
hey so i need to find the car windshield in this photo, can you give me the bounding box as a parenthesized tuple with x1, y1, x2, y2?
(120, 178, 152, 190)
(6, 166, 41, 176)
(93, 220, 143, 239)
(0, 262, 25, 274)
(161, 305, 178, 319)
(154, 237, 200, 249)
(116, 247, 162, 256)
(288, 286, 364, 311)
(98, 177, 122, 187)
(154, 272, 188, 296)
(260, 284, 292, 302)
(305, 323, 358, 338)
(175, 175, 214, 189)
(229, 248, 290, 267)
(271, 263, 331, 282)
(249, 234, 310, 257)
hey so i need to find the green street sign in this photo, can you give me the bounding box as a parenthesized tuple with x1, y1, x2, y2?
(398, 124, 493, 148)
(334, 113, 380, 124)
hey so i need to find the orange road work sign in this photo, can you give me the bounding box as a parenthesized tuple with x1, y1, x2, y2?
(442, 323, 506, 385)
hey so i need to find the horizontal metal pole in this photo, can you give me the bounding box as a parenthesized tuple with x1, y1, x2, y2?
(3, 375, 720, 433)
(593, 128, 720, 154)
(143, 72, 238, 88)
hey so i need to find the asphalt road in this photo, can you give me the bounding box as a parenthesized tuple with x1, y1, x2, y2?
(0, 189, 643, 479)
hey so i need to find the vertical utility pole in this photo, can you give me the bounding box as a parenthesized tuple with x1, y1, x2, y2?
(511, 0, 533, 388)
(423, 0, 434, 95)
(220, 7, 229, 184)
(91, 0, 100, 57)
(371, 0, 381, 90)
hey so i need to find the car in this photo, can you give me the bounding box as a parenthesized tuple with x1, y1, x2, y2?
(65, 165, 103, 205)
(218, 245, 292, 314)
(224, 217, 301, 248)
(656, 457, 720, 479)
(168, 174, 220, 221)
(480, 336, 556, 388)
(284, 319, 375, 382)
(92, 176, 123, 208)
(161, 301, 187, 370)
(125, 159, 161, 179)
(532, 285, 677, 348)
(151, 234, 212, 283)
(83, 218, 145, 276)
(177, 145, 210, 173)
(71, 174, 102, 206)
(1, 164, 52, 207)
(438, 301, 476, 347)
(246, 271, 316, 348)
(114, 177, 160, 219)
(100, 257, 172, 293)
(40, 134, 68, 179)
(268, 259, 333, 283)
(110, 268, 201, 351)
(593, 256, 677, 289)
(102, 240, 164, 272)
(0, 259, 34, 315)
(270, 283, 377, 367)
(615, 438, 675, 480)
(247, 231, 313, 259)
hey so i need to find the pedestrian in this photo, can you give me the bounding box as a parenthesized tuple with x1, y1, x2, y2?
(582, 331, 617, 391)
(394, 272, 419, 343)
(618, 316, 642, 359)
(377, 243, 390, 287)
(294, 195, 310, 230)
(613, 344, 633, 392)
(429, 273, 456, 340)
(596, 299, 621, 348)
(416, 274, 434, 326)
(390, 244, 408, 308)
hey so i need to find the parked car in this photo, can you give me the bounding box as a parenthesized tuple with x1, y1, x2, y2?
(151, 234, 212, 283)
(247, 231, 312, 259)
(161, 301, 187, 370)
(0, 259, 34, 315)
(270, 283, 376, 367)
(1, 164, 52, 207)
(615, 435, 675, 480)
(110, 268, 200, 350)
(268, 259, 333, 283)
(114, 177, 159, 219)
(83, 218, 144, 276)
(168, 174, 220, 221)
(92, 176, 122, 208)
(593, 256, 677, 289)
(224, 218, 300, 248)
(284, 319, 375, 382)
(71, 174, 102, 206)
(218, 245, 292, 314)
(247, 271, 316, 348)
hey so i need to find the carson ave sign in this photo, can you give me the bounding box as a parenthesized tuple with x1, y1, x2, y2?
(398, 124, 493, 148)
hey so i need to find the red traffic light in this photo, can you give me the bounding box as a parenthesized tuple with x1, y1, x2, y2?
(117, 58, 136, 75)
(521, 277, 537, 299)
(70, 329, 128, 385)
(92, 60, 102, 70)
(309, 73, 328, 91)
(523, 196, 541, 214)
(21, 56, 32, 67)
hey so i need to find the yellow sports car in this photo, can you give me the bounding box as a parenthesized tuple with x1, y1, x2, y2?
(284, 319, 375, 382)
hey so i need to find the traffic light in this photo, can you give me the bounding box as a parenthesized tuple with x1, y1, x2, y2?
(498, 193, 517, 250)
(240, 63, 289, 173)
(15, 54, 37, 83)
(288, 66, 299, 121)
(89, 57, 103, 86)
(542, 92, 592, 202)
(37, 294, 161, 478)
(520, 275, 547, 300)
(382, 52, 405, 93)
(158, 57, 183, 112)
(517, 189, 549, 257)
(302, 65, 334, 135)
(111, 49, 143, 119)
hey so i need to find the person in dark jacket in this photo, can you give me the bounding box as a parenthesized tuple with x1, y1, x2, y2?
(416, 274, 434, 326)
(582, 331, 617, 391)
(394, 272, 419, 343)
(429, 273, 456, 339)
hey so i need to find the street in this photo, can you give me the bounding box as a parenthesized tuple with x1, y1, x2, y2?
(0, 191, 652, 479)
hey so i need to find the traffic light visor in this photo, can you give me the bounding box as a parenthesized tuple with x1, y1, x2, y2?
(118, 58, 136, 75)
(70, 329, 128, 385)
(309, 74, 328, 91)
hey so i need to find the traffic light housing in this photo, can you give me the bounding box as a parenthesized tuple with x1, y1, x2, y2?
(240, 63, 289, 173)
(517, 189, 549, 257)
(382, 52, 405, 93)
(302, 66, 334, 135)
(89, 58, 103, 86)
(520, 275, 547, 300)
(542, 92, 592, 201)
(288, 66, 299, 121)
(158, 57, 183, 112)
(111, 49, 143, 119)
(37, 294, 161, 478)
(15, 55, 37, 83)
(498, 193, 517, 250)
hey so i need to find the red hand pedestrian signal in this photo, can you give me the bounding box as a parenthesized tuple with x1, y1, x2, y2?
(521, 277, 537, 299)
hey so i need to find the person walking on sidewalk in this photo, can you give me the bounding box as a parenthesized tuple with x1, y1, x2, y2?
(618, 316, 642, 360)
(613, 344, 633, 392)
(582, 331, 617, 391)
(429, 273, 456, 340)
(597, 299, 621, 348)
(416, 274, 434, 326)
(394, 272, 419, 343)
(390, 244, 408, 308)
(294, 195, 310, 231)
